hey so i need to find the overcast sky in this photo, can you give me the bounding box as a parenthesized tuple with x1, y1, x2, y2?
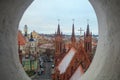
(19, 0, 98, 35)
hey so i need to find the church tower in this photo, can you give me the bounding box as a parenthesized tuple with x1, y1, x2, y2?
(84, 21, 92, 58)
(55, 21, 63, 55)
(24, 25, 28, 37)
(71, 19, 76, 47)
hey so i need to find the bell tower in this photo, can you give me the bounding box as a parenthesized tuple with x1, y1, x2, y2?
(55, 20, 63, 55)
(84, 20, 92, 57)
(24, 24, 28, 37)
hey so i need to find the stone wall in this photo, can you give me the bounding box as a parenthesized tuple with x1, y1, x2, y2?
(0, 0, 33, 80)
(80, 0, 120, 80)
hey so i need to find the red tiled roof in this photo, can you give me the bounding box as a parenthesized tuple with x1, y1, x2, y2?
(18, 30, 26, 45)
(57, 48, 76, 74)
(70, 65, 84, 80)
(92, 42, 97, 46)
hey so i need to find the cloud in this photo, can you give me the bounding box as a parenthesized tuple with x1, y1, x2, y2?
(19, 0, 98, 35)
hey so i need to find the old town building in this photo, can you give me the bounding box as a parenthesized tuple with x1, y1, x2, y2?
(18, 30, 26, 63)
(18, 25, 39, 71)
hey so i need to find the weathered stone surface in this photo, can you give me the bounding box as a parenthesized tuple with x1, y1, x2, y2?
(0, 0, 33, 80)
(80, 0, 120, 80)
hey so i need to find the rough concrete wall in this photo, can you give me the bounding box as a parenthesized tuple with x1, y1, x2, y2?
(80, 0, 120, 80)
(0, 0, 33, 80)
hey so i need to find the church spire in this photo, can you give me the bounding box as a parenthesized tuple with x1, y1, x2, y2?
(57, 24, 60, 35)
(29, 32, 34, 41)
(24, 25, 28, 37)
(86, 19, 90, 36)
(30, 32, 33, 39)
(84, 19, 92, 60)
(72, 20, 75, 37)
(71, 19, 76, 44)
(57, 19, 60, 35)
(55, 19, 63, 55)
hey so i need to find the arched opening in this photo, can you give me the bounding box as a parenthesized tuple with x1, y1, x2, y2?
(18, 0, 98, 79)
(0, 0, 120, 80)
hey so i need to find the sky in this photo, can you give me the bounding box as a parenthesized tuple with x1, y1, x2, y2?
(19, 0, 98, 35)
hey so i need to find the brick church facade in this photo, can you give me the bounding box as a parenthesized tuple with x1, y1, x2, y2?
(52, 22, 92, 80)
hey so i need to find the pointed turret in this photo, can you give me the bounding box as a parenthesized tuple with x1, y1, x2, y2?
(24, 25, 28, 37)
(72, 23, 75, 37)
(55, 20, 63, 55)
(29, 32, 34, 41)
(86, 19, 90, 36)
(84, 20, 92, 61)
(86, 23, 90, 36)
(57, 24, 60, 35)
(57, 19, 61, 35)
(71, 19, 76, 44)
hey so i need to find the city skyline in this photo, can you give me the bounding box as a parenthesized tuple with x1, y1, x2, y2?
(19, 0, 98, 35)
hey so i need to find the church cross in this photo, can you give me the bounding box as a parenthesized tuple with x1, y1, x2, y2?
(78, 28, 84, 38)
